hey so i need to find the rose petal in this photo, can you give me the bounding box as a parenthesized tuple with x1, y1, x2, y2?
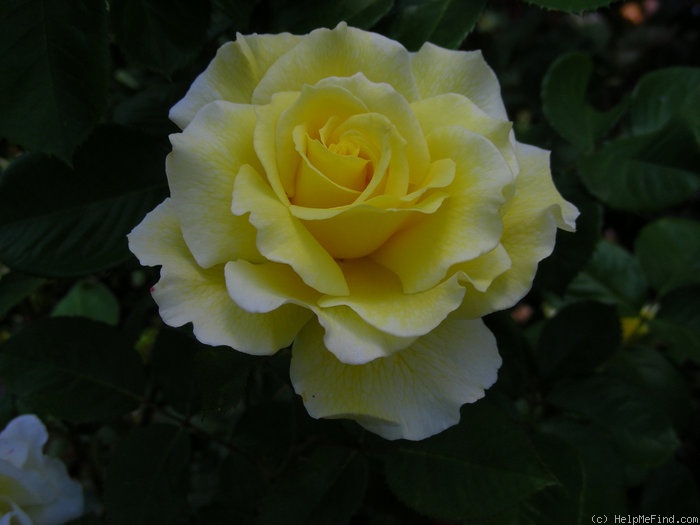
(372, 127, 514, 293)
(231, 165, 350, 296)
(167, 101, 263, 268)
(170, 32, 302, 129)
(290, 315, 501, 440)
(252, 23, 419, 105)
(411, 43, 508, 121)
(319, 258, 466, 337)
(223, 259, 414, 364)
(457, 143, 579, 318)
(128, 199, 312, 354)
(412, 93, 517, 175)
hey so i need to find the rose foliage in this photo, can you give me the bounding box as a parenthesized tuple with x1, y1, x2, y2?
(0, 415, 83, 525)
(129, 23, 578, 440)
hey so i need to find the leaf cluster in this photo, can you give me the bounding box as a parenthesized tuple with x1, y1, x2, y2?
(1, 1, 699, 524)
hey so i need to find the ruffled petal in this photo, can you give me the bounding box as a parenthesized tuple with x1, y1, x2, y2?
(372, 127, 513, 293)
(128, 199, 312, 354)
(411, 93, 517, 175)
(458, 143, 579, 318)
(167, 101, 263, 268)
(290, 315, 501, 440)
(411, 43, 508, 121)
(252, 23, 420, 105)
(319, 259, 465, 338)
(170, 32, 302, 128)
(231, 165, 349, 296)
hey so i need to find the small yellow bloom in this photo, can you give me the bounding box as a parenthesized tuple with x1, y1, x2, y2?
(129, 23, 577, 440)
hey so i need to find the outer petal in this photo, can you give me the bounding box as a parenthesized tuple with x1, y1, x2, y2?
(319, 259, 465, 338)
(411, 43, 508, 121)
(128, 199, 312, 354)
(290, 315, 501, 441)
(167, 101, 263, 268)
(372, 127, 513, 293)
(458, 143, 579, 318)
(252, 23, 420, 105)
(170, 32, 302, 129)
(231, 165, 349, 296)
(223, 259, 415, 364)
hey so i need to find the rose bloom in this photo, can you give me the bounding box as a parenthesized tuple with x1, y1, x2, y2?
(129, 23, 577, 440)
(0, 415, 83, 525)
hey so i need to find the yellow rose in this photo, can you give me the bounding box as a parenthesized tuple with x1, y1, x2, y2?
(0, 415, 83, 525)
(129, 23, 578, 440)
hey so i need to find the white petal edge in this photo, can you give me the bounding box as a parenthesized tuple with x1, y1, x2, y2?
(290, 315, 501, 441)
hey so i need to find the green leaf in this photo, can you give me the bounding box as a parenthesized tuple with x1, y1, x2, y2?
(233, 401, 295, 472)
(51, 280, 120, 325)
(0, 272, 46, 318)
(0, 0, 108, 162)
(578, 124, 700, 212)
(110, 0, 210, 76)
(112, 82, 186, 136)
(548, 375, 680, 475)
(607, 346, 692, 431)
(630, 67, 700, 136)
(537, 301, 620, 382)
(260, 447, 369, 525)
(635, 218, 700, 296)
(520, 434, 586, 525)
(0, 317, 145, 422)
(542, 52, 627, 151)
(563, 240, 648, 315)
(384, 401, 555, 521)
(194, 347, 257, 414)
(538, 418, 626, 515)
(386, 0, 486, 51)
(640, 460, 700, 515)
(152, 329, 200, 414)
(104, 424, 191, 525)
(198, 453, 266, 524)
(523, 0, 615, 11)
(268, 0, 394, 33)
(0, 126, 168, 277)
(534, 195, 602, 294)
(650, 286, 700, 365)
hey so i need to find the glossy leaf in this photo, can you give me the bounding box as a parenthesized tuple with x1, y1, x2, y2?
(110, 0, 210, 76)
(259, 447, 369, 525)
(386, 0, 486, 50)
(635, 218, 700, 296)
(578, 125, 700, 212)
(537, 301, 620, 381)
(0, 317, 145, 422)
(534, 194, 602, 294)
(104, 424, 191, 525)
(268, 0, 394, 32)
(542, 52, 627, 151)
(651, 286, 700, 365)
(539, 418, 626, 515)
(548, 375, 680, 473)
(384, 401, 555, 521)
(151, 328, 201, 413)
(563, 240, 648, 315)
(630, 67, 700, 136)
(0, 0, 108, 162)
(0, 126, 168, 277)
(524, 0, 615, 11)
(0, 272, 46, 318)
(198, 453, 266, 524)
(195, 347, 257, 414)
(51, 280, 120, 325)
